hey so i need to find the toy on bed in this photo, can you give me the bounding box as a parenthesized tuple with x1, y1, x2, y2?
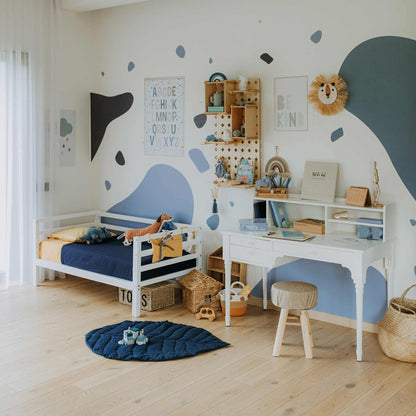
(119, 214, 172, 246)
(80, 227, 114, 244)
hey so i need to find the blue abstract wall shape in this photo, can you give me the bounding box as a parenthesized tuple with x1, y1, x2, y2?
(115, 151, 125, 166)
(410, 219, 416, 227)
(260, 53, 273, 64)
(188, 148, 210, 173)
(339, 36, 416, 200)
(176, 45, 185, 58)
(230, 201, 235, 207)
(105, 180, 111, 191)
(206, 214, 219, 230)
(310, 30, 322, 43)
(331, 128, 344, 142)
(90, 92, 134, 161)
(252, 260, 387, 324)
(193, 113, 207, 129)
(128, 61, 135, 72)
(108, 164, 194, 224)
(209, 58, 213, 64)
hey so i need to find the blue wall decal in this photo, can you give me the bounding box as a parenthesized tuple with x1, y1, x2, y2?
(260, 53, 273, 64)
(176, 45, 185, 58)
(101, 71, 105, 77)
(105, 180, 111, 191)
(188, 148, 210, 173)
(331, 127, 344, 142)
(310, 30, 322, 43)
(108, 164, 194, 224)
(252, 260, 387, 324)
(115, 151, 125, 166)
(128, 61, 135, 72)
(193, 113, 207, 129)
(339, 36, 416, 200)
(206, 214, 219, 230)
(60, 118, 73, 137)
(90, 92, 134, 161)
(410, 219, 416, 227)
(209, 58, 213, 64)
(230, 201, 235, 207)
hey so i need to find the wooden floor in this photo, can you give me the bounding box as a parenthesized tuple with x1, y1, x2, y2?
(0, 277, 415, 416)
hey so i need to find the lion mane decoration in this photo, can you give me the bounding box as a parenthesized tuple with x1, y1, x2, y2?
(308, 74, 348, 116)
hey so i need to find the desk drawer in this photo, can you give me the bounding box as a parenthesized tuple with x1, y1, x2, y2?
(230, 235, 269, 251)
(229, 245, 268, 265)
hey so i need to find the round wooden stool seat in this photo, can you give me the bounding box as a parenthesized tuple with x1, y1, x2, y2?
(272, 281, 318, 359)
(271, 281, 318, 310)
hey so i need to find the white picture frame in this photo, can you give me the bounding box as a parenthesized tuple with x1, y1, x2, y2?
(144, 77, 184, 156)
(274, 75, 308, 131)
(301, 161, 339, 203)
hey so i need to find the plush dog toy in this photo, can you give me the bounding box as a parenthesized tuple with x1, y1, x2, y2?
(121, 214, 172, 246)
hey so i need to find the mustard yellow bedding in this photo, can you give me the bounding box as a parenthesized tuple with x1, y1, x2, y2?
(39, 239, 71, 263)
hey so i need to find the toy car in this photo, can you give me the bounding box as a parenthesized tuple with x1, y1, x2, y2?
(195, 307, 216, 321)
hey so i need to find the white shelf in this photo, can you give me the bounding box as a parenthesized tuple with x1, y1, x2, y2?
(327, 219, 384, 228)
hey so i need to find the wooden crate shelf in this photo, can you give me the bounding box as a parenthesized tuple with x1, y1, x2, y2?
(207, 247, 247, 285)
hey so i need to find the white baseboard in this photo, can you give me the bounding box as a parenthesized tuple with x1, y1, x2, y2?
(248, 297, 378, 334)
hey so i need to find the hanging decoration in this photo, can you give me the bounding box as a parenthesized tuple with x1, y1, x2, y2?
(308, 74, 348, 116)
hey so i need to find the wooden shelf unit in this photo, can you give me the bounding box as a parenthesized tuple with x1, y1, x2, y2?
(253, 194, 388, 241)
(206, 247, 247, 285)
(204, 78, 261, 187)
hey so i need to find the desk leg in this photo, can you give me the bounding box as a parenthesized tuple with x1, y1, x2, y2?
(224, 260, 231, 327)
(262, 268, 268, 310)
(355, 282, 364, 361)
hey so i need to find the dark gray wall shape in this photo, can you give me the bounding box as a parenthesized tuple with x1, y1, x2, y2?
(90, 92, 134, 161)
(339, 36, 416, 200)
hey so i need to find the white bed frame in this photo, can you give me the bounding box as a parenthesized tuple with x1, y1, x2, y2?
(33, 211, 202, 317)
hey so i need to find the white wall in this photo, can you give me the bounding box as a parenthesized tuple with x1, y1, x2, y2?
(60, 0, 416, 309)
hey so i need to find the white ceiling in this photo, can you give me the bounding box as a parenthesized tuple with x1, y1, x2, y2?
(62, 0, 148, 12)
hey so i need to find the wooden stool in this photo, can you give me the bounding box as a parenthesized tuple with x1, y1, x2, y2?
(271, 281, 318, 359)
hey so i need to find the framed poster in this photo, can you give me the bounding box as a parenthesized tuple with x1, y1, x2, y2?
(274, 76, 308, 131)
(144, 77, 184, 156)
(301, 161, 339, 203)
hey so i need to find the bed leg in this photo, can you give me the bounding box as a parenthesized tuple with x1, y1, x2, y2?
(132, 285, 141, 317)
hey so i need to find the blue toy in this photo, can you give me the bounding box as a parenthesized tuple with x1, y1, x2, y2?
(136, 329, 148, 345)
(205, 134, 217, 142)
(255, 171, 277, 191)
(80, 227, 113, 244)
(118, 327, 139, 345)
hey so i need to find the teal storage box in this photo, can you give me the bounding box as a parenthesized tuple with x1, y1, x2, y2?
(239, 218, 268, 231)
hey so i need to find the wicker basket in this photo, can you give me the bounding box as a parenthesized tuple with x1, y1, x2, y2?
(180, 269, 223, 313)
(378, 284, 416, 363)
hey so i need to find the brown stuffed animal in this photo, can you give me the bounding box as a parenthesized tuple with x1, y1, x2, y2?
(122, 214, 172, 246)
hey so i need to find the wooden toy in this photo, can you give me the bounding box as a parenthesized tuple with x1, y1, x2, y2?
(136, 329, 149, 345)
(195, 307, 216, 321)
(373, 161, 383, 207)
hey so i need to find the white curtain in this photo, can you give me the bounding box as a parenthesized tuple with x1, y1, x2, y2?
(0, 0, 61, 288)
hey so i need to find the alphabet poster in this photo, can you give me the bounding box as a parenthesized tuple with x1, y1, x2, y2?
(144, 77, 184, 156)
(274, 76, 308, 131)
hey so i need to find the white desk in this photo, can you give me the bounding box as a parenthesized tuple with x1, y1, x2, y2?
(222, 230, 392, 361)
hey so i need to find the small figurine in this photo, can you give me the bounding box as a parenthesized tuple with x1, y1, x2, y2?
(215, 158, 227, 178)
(232, 129, 241, 137)
(205, 134, 217, 143)
(238, 75, 247, 91)
(373, 161, 383, 207)
(136, 329, 148, 345)
(195, 307, 216, 321)
(222, 129, 233, 142)
(118, 327, 139, 345)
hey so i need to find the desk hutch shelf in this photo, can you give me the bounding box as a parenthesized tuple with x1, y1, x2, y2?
(253, 194, 389, 242)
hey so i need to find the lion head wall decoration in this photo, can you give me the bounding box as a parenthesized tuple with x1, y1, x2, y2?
(308, 74, 348, 116)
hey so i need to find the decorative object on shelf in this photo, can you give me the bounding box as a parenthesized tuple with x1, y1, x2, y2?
(378, 284, 416, 363)
(333, 211, 348, 219)
(301, 161, 339, 203)
(257, 187, 289, 199)
(294, 218, 325, 234)
(215, 158, 227, 178)
(308, 74, 348, 116)
(232, 129, 241, 137)
(195, 307, 216, 321)
(136, 329, 149, 345)
(207, 106, 224, 113)
(346, 186, 372, 207)
(255, 171, 277, 191)
(144, 77, 184, 156)
(238, 75, 247, 91)
(240, 117, 246, 136)
(222, 129, 233, 142)
(357, 225, 383, 240)
(118, 327, 139, 345)
(265, 147, 289, 175)
(211, 187, 218, 214)
(269, 201, 290, 228)
(237, 158, 254, 184)
(210, 92, 224, 107)
(209, 72, 227, 82)
(373, 161, 383, 207)
(205, 134, 217, 142)
(274, 76, 308, 131)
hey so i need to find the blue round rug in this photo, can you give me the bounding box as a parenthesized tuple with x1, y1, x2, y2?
(85, 320, 229, 361)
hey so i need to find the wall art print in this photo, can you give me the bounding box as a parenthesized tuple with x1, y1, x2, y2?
(144, 77, 184, 156)
(60, 109, 76, 167)
(274, 76, 308, 131)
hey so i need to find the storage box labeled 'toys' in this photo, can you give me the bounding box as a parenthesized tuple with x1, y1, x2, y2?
(218, 281, 251, 316)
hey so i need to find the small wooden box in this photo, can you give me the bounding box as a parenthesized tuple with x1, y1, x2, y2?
(256, 187, 289, 199)
(346, 187, 372, 207)
(294, 218, 325, 234)
(118, 281, 175, 311)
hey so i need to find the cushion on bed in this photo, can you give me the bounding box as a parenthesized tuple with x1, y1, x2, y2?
(49, 226, 90, 242)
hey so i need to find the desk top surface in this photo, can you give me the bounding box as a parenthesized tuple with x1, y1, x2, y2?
(222, 229, 390, 253)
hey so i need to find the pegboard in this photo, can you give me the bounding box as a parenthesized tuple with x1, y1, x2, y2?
(212, 78, 261, 185)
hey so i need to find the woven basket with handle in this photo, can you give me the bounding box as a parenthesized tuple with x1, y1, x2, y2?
(378, 284, 416, 363)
